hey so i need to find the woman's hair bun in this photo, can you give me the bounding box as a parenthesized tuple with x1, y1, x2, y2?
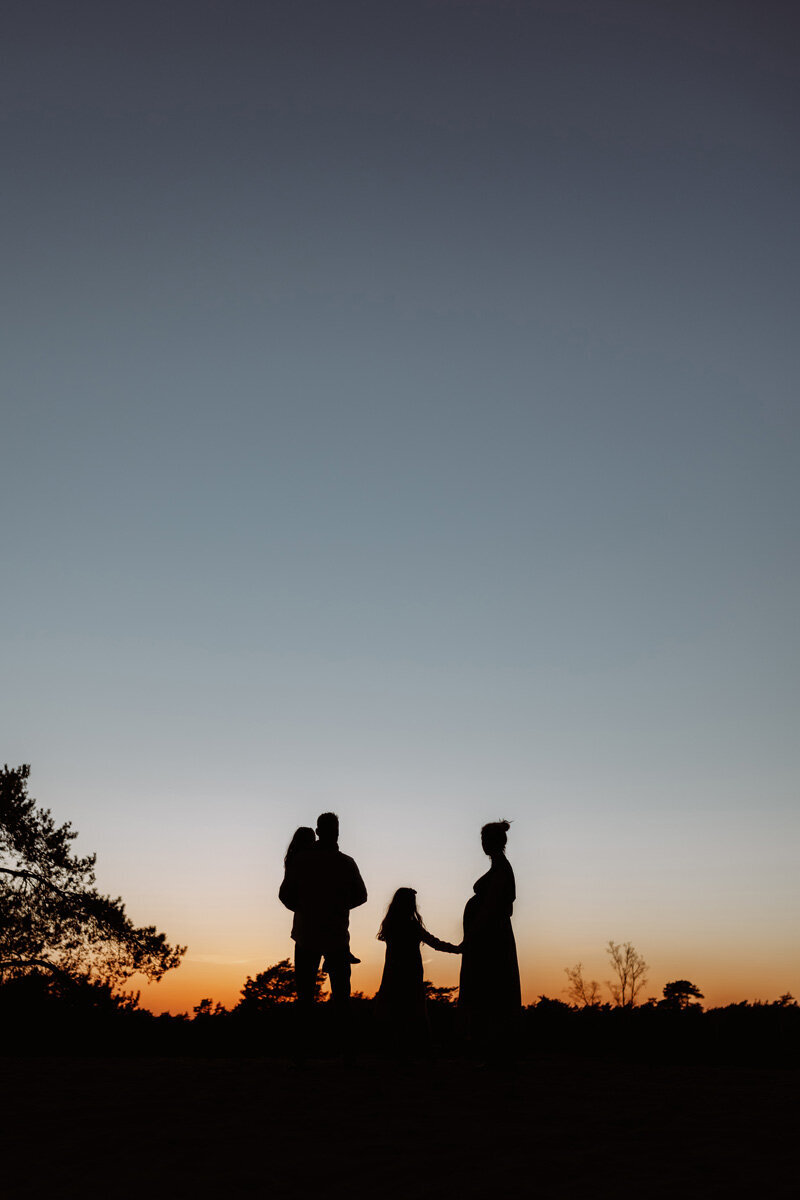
(481, 819, 511, 849)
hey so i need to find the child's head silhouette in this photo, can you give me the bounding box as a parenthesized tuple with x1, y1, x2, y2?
(284, 826, 315, 867)
(378, 887, 423, 941)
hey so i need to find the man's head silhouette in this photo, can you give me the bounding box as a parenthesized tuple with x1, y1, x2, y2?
(316, 812, 339, 847)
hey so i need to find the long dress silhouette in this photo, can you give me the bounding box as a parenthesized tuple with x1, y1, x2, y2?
(376, 887, 460, 1058)
(459, 821, 521, 1060)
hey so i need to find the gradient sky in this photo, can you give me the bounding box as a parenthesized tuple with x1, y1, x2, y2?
(3, 0, 798, 1013)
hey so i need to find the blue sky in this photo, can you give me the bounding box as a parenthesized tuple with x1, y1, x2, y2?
(2, 0, 798, 1009)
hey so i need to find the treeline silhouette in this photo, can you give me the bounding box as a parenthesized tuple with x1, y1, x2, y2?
(3, 767, 798, 1069)
(3, 965, 798, 1067)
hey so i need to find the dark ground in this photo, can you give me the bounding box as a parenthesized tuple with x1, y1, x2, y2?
(2, 1054, 797, 1199)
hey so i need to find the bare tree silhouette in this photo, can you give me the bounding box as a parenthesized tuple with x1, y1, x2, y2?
(605, 940, 649, 1008)
(564, 962, 602, 1008)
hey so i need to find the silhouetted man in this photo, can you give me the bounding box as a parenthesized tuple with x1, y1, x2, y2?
(279, 812, 367, 1032)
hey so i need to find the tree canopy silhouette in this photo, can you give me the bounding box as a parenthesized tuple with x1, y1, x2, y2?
(660, 980, 704, 1010)
(424, 981, 457, 1005)
(236, 959, 324, 1013)
(0, 765, 185, 988)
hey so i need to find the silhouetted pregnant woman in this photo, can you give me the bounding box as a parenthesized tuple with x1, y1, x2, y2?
(459, 820, 521, 1062)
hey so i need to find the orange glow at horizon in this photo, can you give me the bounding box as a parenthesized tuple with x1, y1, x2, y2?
(137, 955, 795, 1017)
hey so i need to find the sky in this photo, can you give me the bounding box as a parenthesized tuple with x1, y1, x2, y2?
(2, 0, 798, 1013)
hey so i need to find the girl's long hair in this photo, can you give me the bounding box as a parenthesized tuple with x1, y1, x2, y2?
(284, 826, 315, 868)
(377, 887, 426, 942)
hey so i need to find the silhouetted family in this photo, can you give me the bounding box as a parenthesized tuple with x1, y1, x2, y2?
(279, 813, 520, 1062)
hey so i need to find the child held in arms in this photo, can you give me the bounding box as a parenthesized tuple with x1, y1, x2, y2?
(284, 827, 361, 965)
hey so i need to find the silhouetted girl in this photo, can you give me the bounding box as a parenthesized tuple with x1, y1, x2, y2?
(375, 887, 460, 1058)
(284, 826, 316, 868)
(459, 820, 521, 1063)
